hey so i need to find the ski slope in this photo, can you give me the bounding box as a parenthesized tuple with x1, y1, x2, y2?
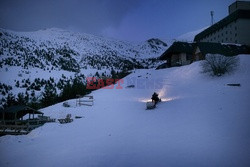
(0, 55, 250, 167)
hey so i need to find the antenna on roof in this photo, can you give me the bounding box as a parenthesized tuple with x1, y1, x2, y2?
(210, 11, 214, 25)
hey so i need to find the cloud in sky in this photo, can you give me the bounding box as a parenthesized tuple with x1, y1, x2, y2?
(0, 0, 234, 41)
(0, 0, 141, 33)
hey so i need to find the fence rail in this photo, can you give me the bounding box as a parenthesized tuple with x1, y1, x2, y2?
(0, 118, 55, 135)
(76, 95, 94, 106)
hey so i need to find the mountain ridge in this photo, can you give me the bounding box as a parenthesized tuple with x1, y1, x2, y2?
(0, 27, 168, 72)
(0, 28, 168, 107)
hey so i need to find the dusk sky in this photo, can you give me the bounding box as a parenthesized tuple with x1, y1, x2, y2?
(0, 0, 235, 41)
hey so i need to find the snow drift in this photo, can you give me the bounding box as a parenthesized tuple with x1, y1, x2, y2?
(0, 55, 250, 167)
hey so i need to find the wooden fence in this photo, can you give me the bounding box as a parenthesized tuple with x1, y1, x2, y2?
(76, 95, 94, 106)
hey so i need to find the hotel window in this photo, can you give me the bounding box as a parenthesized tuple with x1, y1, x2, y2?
(235, 33, 237, 37)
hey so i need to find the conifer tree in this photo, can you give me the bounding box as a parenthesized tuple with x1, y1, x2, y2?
(41, 84, 57, 107)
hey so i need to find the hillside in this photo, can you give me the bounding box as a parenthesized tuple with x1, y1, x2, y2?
(1, 54, 249, 166)
(0, 28, 168, 107)
(0, 28, 167, 71)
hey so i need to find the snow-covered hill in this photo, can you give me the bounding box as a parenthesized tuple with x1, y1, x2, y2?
(0, 28, 167, 71)
(0, 28, 168, 106)
(1, 54, 249, 166)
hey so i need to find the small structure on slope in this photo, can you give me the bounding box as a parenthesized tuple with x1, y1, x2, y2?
(58, 114, 73, 124)
(76, 95, 94, 106)
(0, 105, 54, 135)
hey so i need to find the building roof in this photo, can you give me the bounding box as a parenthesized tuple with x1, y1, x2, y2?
(195, 42, 250, 56)
(159, 42, 195, 60)
(159, 41, 250, 60)
(229, 1, 250, 14)
(194, 10, 250, 41)
(0, 105, 43, 119)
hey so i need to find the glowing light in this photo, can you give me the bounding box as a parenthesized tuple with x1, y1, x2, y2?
(158, 87, 166, 97)
(161, 97, 175, 102)
(137, 86, 178, 103)
(139, 98, 151, 103)
(138, 97, 178, 103)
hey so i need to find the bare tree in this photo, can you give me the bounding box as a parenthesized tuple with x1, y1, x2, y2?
(201, 54, 239, 76)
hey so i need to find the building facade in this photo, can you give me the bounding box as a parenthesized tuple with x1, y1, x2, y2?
(159, 42, 194, 67)
(159, 42, 250, 67)
(194, 1, 250, 46)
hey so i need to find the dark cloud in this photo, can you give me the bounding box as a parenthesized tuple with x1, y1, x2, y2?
(103, 0, 235, 41)
(0, 0, 234, 41)
(0, 0, 142, 34)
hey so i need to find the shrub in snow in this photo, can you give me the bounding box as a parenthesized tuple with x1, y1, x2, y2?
(201, 54, 239, 76)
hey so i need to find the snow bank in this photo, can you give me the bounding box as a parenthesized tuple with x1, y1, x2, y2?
(0, 55, 250, 167)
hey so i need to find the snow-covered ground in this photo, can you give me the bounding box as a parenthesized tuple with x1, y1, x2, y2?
(1, 55, 250, 167)
(0, 66, 106, 98)
(176, 27, 208, 42)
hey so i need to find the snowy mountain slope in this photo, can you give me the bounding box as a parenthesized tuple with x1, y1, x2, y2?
(0, 28, 167, 72)
(0, 28, 168, 106)
(1, 54, 249, 166)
